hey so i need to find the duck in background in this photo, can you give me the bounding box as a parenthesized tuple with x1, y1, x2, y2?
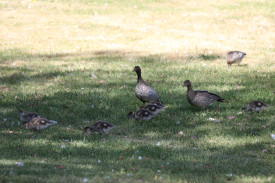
(226, 51, 246, 66)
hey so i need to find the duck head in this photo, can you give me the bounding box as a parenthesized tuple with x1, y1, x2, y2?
(133, 66, 141, 73)
(18, 110, 24, 117)
(128, 111, 135, 118)
(183, 80, 191, 87)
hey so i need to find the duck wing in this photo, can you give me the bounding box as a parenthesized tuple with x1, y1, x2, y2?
(27, 118, 53, 130)
(249, 101, 268, 108)
(136, 109, 156, 118)
(226, 51, 245, 61)
(24, 112, 43, 122)
(93, 121, 115, 128)
(148, 101, 165, 107)
(31, 118, 52, 125)
(135, 79, 161, 103)
(143, 104, 162, 113)
(195, 91, 224, 102)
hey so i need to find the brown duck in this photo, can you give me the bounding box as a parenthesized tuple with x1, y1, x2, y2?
(183, 80, 224, 108)
(226, 51, 246, 66)
(133, 66, 162, 104)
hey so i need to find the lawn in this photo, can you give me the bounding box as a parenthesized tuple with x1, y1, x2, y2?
(0, 0, 275, 182)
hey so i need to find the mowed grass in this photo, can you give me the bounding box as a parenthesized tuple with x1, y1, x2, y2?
(0, 0, 275, 182)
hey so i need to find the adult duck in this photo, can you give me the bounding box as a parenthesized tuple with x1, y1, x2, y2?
(226, 51, 246, 66)
(183, 80, 224, 108)
(133, 66, 162, 104)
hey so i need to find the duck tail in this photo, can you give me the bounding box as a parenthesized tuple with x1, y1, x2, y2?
(217, 98, 225, 102)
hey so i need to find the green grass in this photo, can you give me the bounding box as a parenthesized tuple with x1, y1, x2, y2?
(0, 0, 275, 182)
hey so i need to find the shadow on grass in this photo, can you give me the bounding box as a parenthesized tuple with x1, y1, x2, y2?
(0, 136, 274, 181)
(0, 48, 224, 63)
(197, 53, 222, 61)
(0, 67, 69, 85)
(0, 48, 274, 181)
(186, 53, 222, 61)
(0, 65, 274, 133)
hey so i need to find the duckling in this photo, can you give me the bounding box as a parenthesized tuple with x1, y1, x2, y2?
(183, 80, 225, 108)
(133, 66, 163, 104)
(22, 117, 57, 131)
(242, 101, 268, 112)
(226, 51, 246, 66)
(140, 104, 163, 115)
(18, 110, 43, 122)
(83, 121, 116, 134)
(128, 108, 156, 120)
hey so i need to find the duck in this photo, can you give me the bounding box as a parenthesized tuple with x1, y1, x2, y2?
(133, 66, 162, 104)
(128, 108, 156, 120)
(242, 100, 268, 112)
(226, 51, 246, 66)
(183, 80, 225, 108)
(18, 110, 44, 122)
(83, 121, 116, 134)
(22, 117, 57, 131)
(140, 104, 163, 115)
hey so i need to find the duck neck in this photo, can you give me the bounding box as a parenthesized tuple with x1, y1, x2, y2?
(187, 86, 196, 99)
(19, 112, 25, 118)
(136, 71, 142, 82)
